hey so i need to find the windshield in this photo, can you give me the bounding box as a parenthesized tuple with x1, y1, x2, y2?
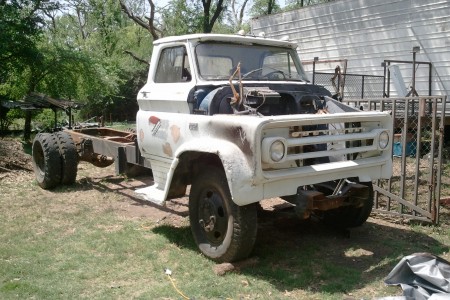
(195, 42, 309, 82)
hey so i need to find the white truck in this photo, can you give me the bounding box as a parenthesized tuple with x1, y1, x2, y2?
(32, 33, 393, 262)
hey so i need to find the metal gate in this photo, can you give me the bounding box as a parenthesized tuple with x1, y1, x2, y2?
(342, 96, 447, 223)
(314, 72, 385, 99)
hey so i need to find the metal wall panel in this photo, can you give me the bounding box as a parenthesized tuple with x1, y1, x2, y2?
(251, 0, 450, 100)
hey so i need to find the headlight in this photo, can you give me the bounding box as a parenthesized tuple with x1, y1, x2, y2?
(378, 131, 389, 149)
(270, 140, 286, 162)
(262, 138, 287, 163)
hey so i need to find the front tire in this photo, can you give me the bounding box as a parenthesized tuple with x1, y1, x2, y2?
(189, 167, 257, 262)
(32, 133, 62, 189)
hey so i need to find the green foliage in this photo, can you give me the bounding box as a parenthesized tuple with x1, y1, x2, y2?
(0, 107, 14, 133)
(160, 0, 204, 36)
(1, 0, 337, 124)
(0, 0, 43, 80)
(31, 108, 79, 131)
(250, 0, 282, 17)
(284, 0, 334, 11)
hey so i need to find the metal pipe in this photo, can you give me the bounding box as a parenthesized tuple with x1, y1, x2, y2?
(387, 62, 391, 98)
(382, 61, 387, 98)
(312, 57, 318, 85)
(400, 99, 409, 214)
(412, 50, 417, 95)
(428, 98, 437, 220)
(361, 75, 365, 99)
(413, 98, 424, 215)
(435, 96, 446, 223)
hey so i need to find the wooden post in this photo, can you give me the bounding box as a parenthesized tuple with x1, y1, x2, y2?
(23, 110, 32, 141)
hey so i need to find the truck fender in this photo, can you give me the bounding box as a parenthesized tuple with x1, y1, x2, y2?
(174, 137, 261, 205)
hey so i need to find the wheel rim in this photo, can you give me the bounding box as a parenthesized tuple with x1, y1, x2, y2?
(198, 188, 229, 246)
(33, 143, 45, 176)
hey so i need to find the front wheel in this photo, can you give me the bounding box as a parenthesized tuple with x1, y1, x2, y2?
(189, 167, 257, 262)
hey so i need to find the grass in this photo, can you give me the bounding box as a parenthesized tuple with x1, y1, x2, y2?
(1, 166, 449, 299)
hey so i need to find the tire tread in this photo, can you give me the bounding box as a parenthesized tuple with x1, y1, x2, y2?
(55, 131, 78, 185)
(32, 133, 62, 189)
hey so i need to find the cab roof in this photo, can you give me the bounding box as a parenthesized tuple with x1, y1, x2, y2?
(153, 33, 298, 49)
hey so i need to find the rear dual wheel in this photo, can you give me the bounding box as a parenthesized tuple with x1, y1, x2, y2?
(32, 133, 62, 189)
(189, 167, 257, 262)
(32, 132, 78, 189)
(55, 131, 78, 184)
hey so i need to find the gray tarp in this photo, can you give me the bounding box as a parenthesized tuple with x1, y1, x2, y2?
(384, 253, 450, 300)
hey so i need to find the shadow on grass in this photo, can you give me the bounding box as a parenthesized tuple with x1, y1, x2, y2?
(153, 207, 449, 295)
(152, 225, 198, 251)
(49, 173, 449, 295)
(53, 174, 188, 217)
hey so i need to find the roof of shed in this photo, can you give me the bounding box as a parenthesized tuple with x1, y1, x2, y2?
(1, 92, 81, 111)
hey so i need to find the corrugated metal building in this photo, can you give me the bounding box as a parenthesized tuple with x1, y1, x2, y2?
(251, 0, 450, 99)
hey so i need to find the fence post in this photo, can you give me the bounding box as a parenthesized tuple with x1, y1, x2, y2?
(361, 75, 365, 99)
(312, 57, 318, 85)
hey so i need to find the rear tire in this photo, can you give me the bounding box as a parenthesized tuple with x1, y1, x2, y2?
(32, 133, 62, 189)
(55, 131, 78, 185)
(189, 167, 257, 262)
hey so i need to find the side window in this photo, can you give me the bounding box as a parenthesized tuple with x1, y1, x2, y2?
(155, 46, 191, 83)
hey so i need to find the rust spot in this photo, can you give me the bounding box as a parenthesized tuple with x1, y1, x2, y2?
(441, 197, 450, 209)
(170, 125, 181, 143)
(149, 116, 160, 124)
(162, 142, 173, 157)
(139, 128, 144, 141)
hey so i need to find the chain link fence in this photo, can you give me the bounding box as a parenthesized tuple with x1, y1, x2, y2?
(342, 96, 447, 223)
(314, 72, 384, 99)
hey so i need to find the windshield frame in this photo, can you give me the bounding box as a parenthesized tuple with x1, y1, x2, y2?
(194, 41, 309, 82)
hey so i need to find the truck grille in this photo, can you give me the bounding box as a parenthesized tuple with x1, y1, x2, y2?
(260, 113, 390, 172)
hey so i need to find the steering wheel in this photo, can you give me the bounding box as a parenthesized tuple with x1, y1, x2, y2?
(262, 70, 287, 80)
(243, 67, 287, 80)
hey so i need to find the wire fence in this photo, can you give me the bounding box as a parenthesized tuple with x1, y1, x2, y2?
(342, 96, 448, 223)
(314, 72, 384, 99)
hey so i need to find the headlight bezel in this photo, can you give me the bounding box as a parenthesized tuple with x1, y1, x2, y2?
(378, 130, 390, 150)
(262, 137, 287, 164)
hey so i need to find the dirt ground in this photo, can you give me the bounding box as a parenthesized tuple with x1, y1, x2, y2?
(0, 138, 33, 173)
(2, 137, 448, 223)
(1, 137, 449, 258)
(1, 136, 449, 226)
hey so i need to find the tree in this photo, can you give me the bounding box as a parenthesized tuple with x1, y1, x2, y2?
(0, 0, 43, 84)
(250, 0, 281, 16)
(160, 0, 203, 36)
(284, 0, 334, 10)
(43, 0, 151, 120)
(230, 0, 250, 31)
(201, 0, 226, 33)
(119, 0, 161, 40)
